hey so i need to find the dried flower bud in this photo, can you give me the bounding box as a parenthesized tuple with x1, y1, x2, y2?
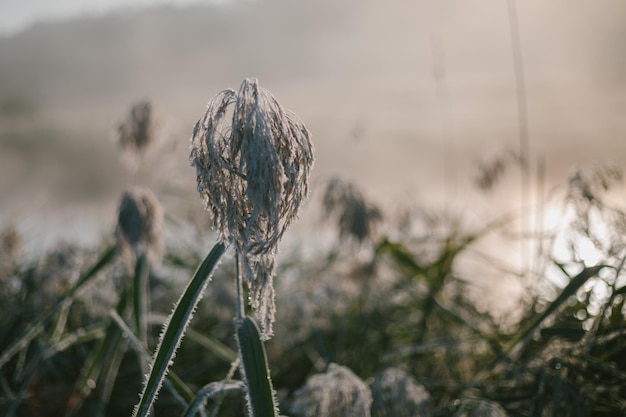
(323, 177, 382, 244)
(190, 78, 314, 337)
(291, 363, 372, 417)
(116, 187, 164, 266)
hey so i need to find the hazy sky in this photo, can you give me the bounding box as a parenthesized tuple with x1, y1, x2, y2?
(2, 0, 626, 248)
(0, 0, 228, 35)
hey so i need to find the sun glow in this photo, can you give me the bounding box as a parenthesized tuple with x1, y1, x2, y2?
(543, 203, 606, 268)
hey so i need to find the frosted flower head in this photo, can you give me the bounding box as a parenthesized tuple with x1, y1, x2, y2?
(116, 187, 164, 266)
(291, 363, 372, 417)
(190, 78, 314, 337)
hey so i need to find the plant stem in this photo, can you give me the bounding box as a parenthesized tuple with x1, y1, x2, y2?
(507, 0, 531, 280)
(235, 250, 245, 326)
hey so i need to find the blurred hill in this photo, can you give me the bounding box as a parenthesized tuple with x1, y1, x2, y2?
(1, 0, 626, 250)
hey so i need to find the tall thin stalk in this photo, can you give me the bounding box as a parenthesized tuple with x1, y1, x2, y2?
(507, 0, 531, 280)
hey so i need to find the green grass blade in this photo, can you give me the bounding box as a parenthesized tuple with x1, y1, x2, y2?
(110, 310, 193, 406)
(132, 242, 226, 417)
(70, 281, 130, 409)
(0, 245, 117, 368)
(95, 335, 127, 417)
(133, 254, 151, 346)
(236, 316, 277, 417)
(506, 264, 607, 358)
(464, 264, 607, 394)
(180, 381, 244, 417)
(43, 325, 106, 359)
(71, 245, 118, 296)
(187, 328, 238, 363)
(377, 238, 424, 276)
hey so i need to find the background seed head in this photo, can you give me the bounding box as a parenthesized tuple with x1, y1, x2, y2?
(291, 363, 372, 417)
(323, 177, 382, 244)
(370, 367, 431, 417)
(116, 186, 164, 266)
(117, 100, 155, 170)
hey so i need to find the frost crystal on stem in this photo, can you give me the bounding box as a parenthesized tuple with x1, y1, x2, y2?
(190, 78, 314, 337)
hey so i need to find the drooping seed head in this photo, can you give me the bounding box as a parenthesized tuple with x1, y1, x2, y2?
(116, 187, 164, 266)
(189, 78, 314, 337)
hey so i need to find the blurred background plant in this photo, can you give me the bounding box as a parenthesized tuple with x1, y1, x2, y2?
(117, 101, 156, 172)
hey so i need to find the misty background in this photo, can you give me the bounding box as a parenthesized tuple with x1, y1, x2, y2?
(1, 0, 626, 267)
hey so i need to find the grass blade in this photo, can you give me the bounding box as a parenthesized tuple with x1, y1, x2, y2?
(187, 328, 238, 364)
(506, 264, 607, 359)
(132, 241, 226, 417)
(180, 381, 244, 417)
(464, 264, 607, 395)
(67, 288, 130, 416)
(133, 254, 151, 346)
(0, 245, 117, 369)
(110, 310, 193, 406)
(236, 316, 277, 417)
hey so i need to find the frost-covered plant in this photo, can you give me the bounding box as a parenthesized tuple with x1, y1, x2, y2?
(133, 78, 313, 417)
(291, 363, 372, 417)
(370, 367, 431, 417)
(190, 77, 314, 336)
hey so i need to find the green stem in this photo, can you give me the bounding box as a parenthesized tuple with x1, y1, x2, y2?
(235, 250, 245, 325)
